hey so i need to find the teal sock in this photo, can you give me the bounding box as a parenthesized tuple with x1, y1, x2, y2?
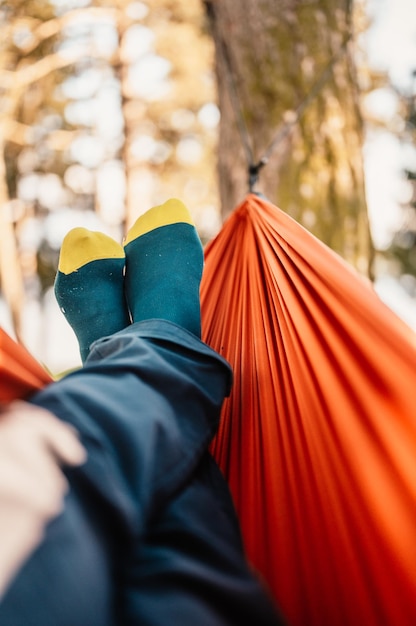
(124, 199, 203, 337)
(54, 228, 130, 363)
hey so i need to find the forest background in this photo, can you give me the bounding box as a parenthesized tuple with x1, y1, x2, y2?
(0, 0, 415, 373)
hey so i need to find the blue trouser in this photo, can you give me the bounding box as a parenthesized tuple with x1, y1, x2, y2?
(0, 321, 283, 625)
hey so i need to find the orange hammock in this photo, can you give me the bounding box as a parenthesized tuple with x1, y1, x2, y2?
(0, 327, 52, 403)
(201, 194, 416, 626)
(2, 193, 416, 625)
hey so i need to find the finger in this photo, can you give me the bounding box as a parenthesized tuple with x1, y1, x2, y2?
(0, 444, 70, 517)
(6, 401, 87, 467)
(43, 422, 87, 467)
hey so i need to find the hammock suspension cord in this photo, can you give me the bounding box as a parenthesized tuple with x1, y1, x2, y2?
(210, 4, 352, 192)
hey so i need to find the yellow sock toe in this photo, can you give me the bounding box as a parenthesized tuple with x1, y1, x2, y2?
(59, 228, 125, 275)
(124, 198, 194, 246)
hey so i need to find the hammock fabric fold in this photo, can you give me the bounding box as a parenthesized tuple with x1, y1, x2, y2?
(0, 328, 52, 403)
(201, 193, 416, 626)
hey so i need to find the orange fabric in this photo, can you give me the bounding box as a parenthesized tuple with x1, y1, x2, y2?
(0, 328, 52, 403)
(201, 194, 416, 626)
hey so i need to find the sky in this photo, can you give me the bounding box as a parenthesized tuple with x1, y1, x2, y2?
(361, 0, 416, 327)
(363, 0, 416, 248)
(366, 0, 416, 88)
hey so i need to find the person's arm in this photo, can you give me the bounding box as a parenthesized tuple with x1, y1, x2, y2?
(0, 401, 86, 597)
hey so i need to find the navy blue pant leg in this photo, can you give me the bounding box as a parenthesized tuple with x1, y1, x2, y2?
(0, 321, 283, 625)
(122, 452, 283, 625)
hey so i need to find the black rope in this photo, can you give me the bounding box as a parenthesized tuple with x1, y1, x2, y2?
(214, 17, 352, 192)
(248, 159, 267, 192)
(259, 35, 352, 166)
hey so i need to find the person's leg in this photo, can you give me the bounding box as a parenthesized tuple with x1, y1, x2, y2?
(0, 197, 233, 622)
(124, 198, 203, 337)
(122, 451, 284, 626)
(0, 325, 282, 625)
(0, 487, 116, 626)
(0, 199, 283, 625)
(0, 320, 233, 625)
(54, 197, 203, 365)
(54, 228, 130, 362)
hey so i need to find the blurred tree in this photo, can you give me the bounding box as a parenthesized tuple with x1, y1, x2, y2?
(0, 0, 58, 338)
(0, 139, 24, 338)
(113, 0, 220, 236)
(1, 0, 220, 355)
(0, 0, 81, 338)
(205, 0, 374, 277)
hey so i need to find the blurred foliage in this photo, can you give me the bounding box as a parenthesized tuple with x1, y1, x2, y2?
(0, 0, 221, 320)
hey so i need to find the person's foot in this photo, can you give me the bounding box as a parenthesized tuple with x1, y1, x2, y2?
(54, 228, 130, 362)
(123, 198, 203, 337)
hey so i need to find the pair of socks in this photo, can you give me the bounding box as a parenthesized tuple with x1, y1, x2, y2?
(54, 199, 204, 363)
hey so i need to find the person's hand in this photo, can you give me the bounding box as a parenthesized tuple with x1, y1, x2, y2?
(0, 401, 86, 597)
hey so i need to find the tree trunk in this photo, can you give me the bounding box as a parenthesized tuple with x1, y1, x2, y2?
(0, 136, 24, 339)
(206, 0, 374, 276)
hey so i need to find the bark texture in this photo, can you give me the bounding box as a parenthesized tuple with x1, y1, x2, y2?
(206, 0, 374, 276)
